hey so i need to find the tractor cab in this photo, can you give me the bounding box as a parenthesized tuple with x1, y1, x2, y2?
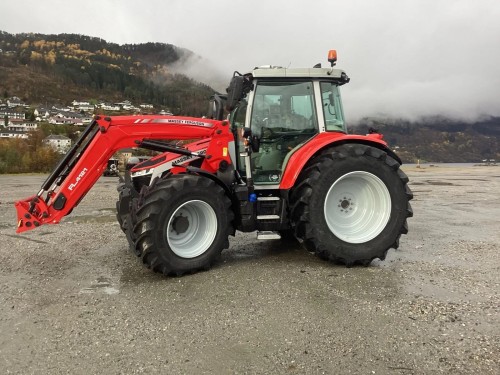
(228, 51, 350, 186)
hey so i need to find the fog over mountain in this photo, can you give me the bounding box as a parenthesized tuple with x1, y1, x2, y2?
(2, 0, 500, 123)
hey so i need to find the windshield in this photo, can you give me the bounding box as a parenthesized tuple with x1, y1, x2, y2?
(250, 81, 318, 137)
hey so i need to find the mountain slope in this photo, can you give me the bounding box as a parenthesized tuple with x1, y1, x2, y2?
(353, 116, 500, 163)
(0, 31, 214, 116)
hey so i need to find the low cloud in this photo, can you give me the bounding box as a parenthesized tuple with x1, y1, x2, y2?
(2, 0, 500, 122)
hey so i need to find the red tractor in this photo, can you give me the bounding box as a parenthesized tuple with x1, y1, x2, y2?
(15, 51, 413, 276)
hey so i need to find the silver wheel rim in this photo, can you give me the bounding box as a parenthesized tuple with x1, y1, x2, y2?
(165, 200, 218, 258)
(324, 171, 391, 244)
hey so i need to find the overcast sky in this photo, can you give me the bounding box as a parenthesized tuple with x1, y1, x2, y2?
(2, 0, 500, 123)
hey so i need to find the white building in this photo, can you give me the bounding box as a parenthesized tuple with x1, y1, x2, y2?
(34, 108, 51, 120)
(71, 100, 95, 112)
(72, 100, 90, 107)
(43, 134, 72, 153)
(0, 130, 29, 139)
(7, 119, 38, 132)
(6, 97, 26, 108)
(0, 108, 25, 119)
(48, 112, 84, 126)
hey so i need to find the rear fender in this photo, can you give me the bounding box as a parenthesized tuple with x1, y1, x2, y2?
(279, 132, 399, 190)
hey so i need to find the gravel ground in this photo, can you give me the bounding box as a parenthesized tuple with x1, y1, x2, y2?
(0, 165, 498, 374)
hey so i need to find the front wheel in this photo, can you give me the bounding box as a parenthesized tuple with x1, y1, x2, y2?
(290, 144, 413, 266)
(116, 180, 142, 256)
(134, 174, 234, 276)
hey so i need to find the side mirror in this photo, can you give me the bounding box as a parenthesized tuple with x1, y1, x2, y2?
(329, 92, 334, 106)
(207, 99, 217, 119)
(225, 76, 245, 112)
(207, 94, 226, 120)
(225, 72, 253, 112)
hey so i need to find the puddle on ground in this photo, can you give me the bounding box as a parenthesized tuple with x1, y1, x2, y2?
(1, 233, 49, 244)
(67, 209, 117, 224)
(37, 231, 56, 236)
(424, 180, 457, 186)
(79, 276, 119, 295)
(119, 236, 305, 285)
(412, 178, 488, 186)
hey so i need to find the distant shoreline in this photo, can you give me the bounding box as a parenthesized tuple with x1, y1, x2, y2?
(404, 162, 498, 168)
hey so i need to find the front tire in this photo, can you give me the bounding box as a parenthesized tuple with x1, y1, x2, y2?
(134, 174, 233, 276)
(116, 181, 141, 256)
(290, 144, 413, 266)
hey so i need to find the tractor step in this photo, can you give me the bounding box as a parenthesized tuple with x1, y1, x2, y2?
(255, 195, 286, 231)
(257, 231, 281, 240)
(257, 214, 280, 220)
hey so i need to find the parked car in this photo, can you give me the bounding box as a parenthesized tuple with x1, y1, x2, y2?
(103, 158, 119, 176)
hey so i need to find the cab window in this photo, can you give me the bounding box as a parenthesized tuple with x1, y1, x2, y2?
(250, 81, 317, 137)
(320, 82, 346, 132)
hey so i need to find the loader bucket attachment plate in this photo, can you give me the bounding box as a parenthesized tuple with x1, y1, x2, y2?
(15, 196, 51, 233)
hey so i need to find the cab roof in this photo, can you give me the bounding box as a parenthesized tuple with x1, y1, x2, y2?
(252, 66, 348, 80)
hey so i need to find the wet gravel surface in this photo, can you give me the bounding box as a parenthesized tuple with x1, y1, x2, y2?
(0, 166, 498, 374)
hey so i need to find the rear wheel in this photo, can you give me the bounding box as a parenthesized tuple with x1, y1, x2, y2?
(134, 174, 233, 276)
(290, 144, 413, 266)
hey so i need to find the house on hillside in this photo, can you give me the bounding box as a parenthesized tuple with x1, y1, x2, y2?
(81, 116, 93, 125)
(0, 129, 29, 139)
(7, 97, 26, 108)
(7, 119, 38, 132)
(51, 105, 72, 113)
(0, 107, 25, 120)
(57, 111, 82, 119)
(116, 100, 133, 110)
(72, 100, 95, 112)
(48, 112, 84, 126)
(43, 134, 72, 153)
(99, 103, 121, 111)
(34, 107, 51, 120)
(78, 104, 95, 112)
(72, 100, 90, 107)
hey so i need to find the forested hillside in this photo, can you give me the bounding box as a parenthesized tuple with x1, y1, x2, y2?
(0, 31, 214, 116)
(353, 116, 500, 163)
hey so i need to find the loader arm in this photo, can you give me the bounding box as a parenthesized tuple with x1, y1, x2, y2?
(15, 115, 234, 233)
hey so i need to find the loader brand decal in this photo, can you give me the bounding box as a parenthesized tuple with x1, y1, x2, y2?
(172, 149, 207, 166)
(68, 168, 88, 191)
(133, 149, 207, 179)
(134, 118, 213, 128)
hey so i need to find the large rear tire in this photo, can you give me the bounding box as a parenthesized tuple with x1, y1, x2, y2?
(290, 144, 413, 266)
(134, 174, 233, 276)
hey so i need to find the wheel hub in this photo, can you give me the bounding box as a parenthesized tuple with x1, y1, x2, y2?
(338, 195, 355, 213)
(171, 215, 189, 234)
(165, 200, 218, 258)
(324, 171, 391, 244)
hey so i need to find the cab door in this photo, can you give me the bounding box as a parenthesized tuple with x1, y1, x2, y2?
(248, 80, 318, 184)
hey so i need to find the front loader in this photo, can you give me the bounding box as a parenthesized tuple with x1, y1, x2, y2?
(15, 51, 413, 276)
